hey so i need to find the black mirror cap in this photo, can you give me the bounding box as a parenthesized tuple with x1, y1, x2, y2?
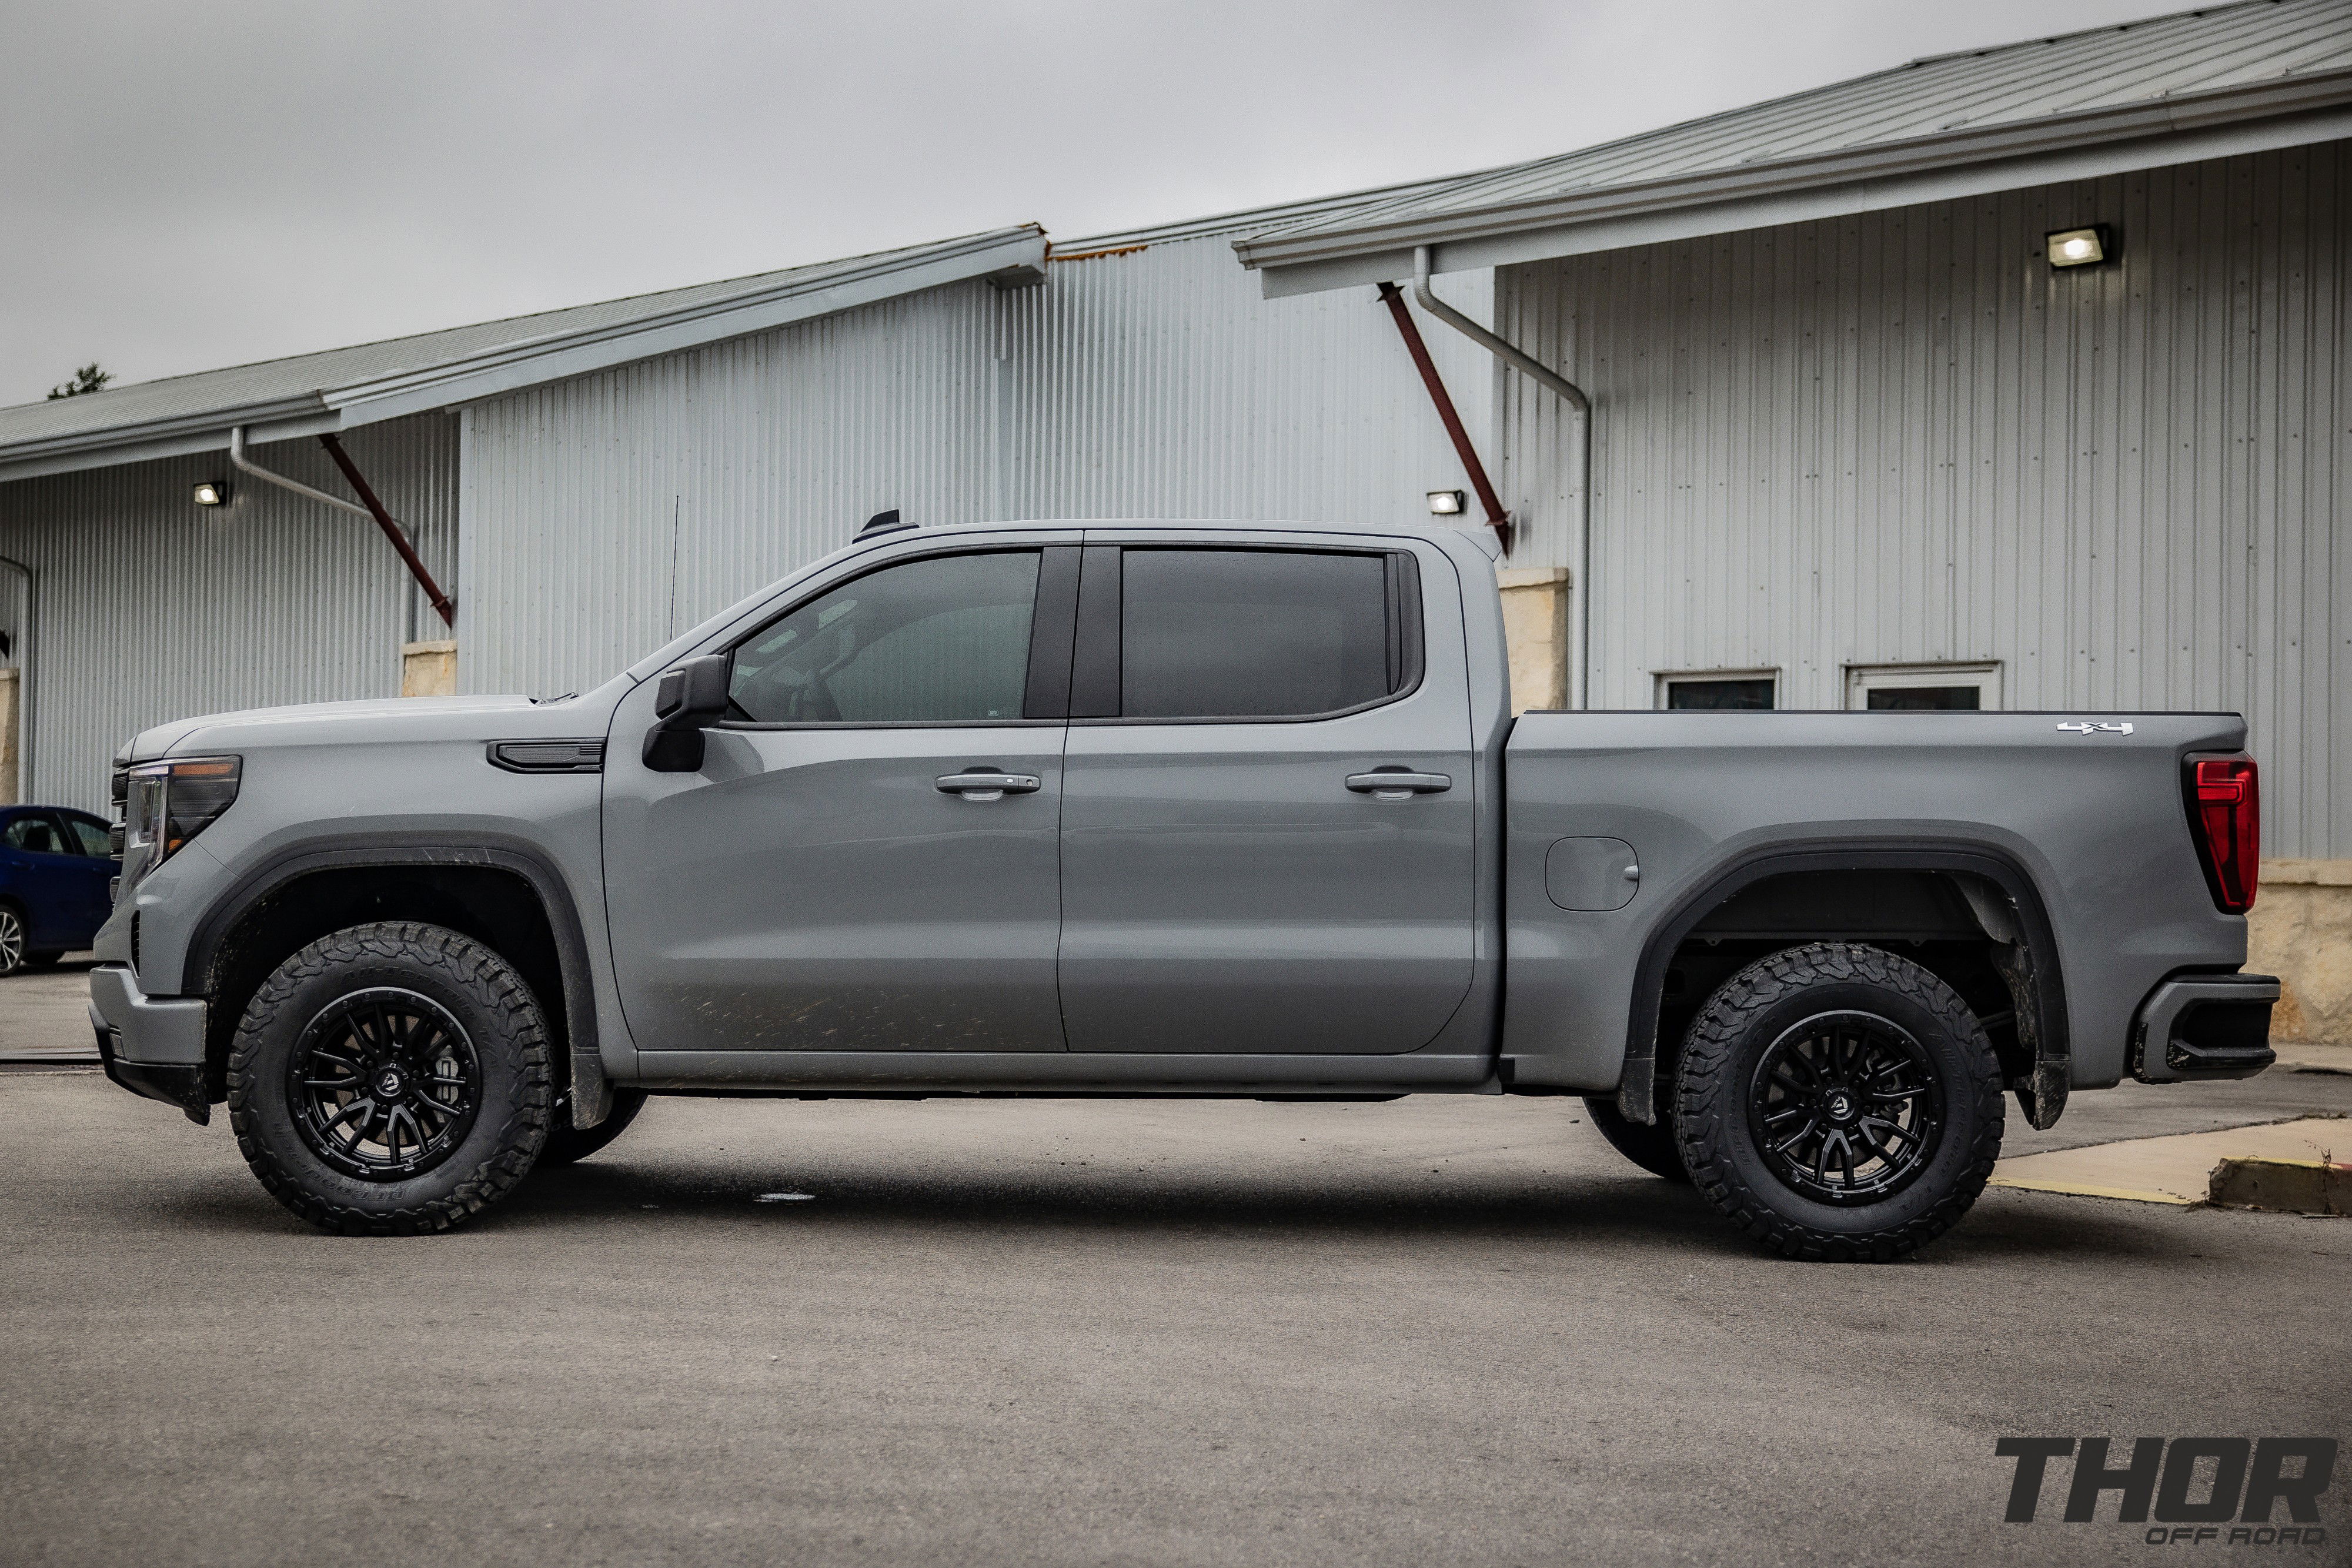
(643, 653, 731, 770)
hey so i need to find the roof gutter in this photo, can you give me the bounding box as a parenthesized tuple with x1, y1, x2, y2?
(1411, 248, 1593, 708)
(229, 426, 456, 628)
(1239, 71, 2352, 284)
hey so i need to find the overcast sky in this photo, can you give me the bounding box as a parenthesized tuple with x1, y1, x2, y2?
(2, 0, 2176, 406)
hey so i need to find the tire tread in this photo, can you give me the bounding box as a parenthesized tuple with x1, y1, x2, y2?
(226, 921, 550, 1236)
(1673, 941, 2003, 1262)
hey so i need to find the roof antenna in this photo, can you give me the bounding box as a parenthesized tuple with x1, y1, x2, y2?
(857, 508, 913, 540)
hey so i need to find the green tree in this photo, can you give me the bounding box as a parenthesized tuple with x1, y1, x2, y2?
(46, 363, 111, 400)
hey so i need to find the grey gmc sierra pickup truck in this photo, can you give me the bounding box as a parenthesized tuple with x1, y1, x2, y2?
(89, 516, 2278, 1259)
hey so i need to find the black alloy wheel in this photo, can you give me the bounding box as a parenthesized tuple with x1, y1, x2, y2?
(1675, 941, 2004, 1262)
(288, 988, 483, 1181)
(228, 921, 552, 1235)
(1745, 1010, 1943, 1205)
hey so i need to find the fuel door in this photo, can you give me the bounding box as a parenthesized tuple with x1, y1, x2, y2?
(1546, 835, 1641, 912)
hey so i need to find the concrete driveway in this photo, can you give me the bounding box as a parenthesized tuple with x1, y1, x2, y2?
(4, 1055, 2347, 1568)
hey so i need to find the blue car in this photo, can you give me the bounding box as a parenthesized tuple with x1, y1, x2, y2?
(0, 804, 116, 976)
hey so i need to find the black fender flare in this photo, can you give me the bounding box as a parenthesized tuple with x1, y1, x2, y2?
(1615, 840, 2069, 1127)
(183, 834, 613, 1126)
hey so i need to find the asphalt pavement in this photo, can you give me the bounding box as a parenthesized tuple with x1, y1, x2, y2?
(4, 1019, 2347, 1568)
(0, 955, 98, 1061)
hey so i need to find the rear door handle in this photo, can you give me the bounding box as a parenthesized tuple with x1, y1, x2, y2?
(936, 771, 1042, 801)
(1345, 771, 1452, 798)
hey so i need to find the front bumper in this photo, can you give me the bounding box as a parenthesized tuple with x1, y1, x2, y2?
(2129, 972, 2280, 1084)
(88, 964, 211, 1124)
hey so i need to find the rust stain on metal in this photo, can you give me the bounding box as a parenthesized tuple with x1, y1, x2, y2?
(1375, 282, 1512, 553)
(1050, 243, 1149, 264)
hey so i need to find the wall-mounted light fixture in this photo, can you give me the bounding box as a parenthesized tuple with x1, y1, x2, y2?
(1426, 489, 1465, 516)
(192, 481, 229, 507)
(2045, 225, 2112, 269)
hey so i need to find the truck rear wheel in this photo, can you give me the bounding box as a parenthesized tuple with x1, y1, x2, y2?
(1673, 942, 2003, 1262)
(540, 1086, 648, 1165)
(1582, 1095, 1691, 1182)
(226, 921, 553, 1235)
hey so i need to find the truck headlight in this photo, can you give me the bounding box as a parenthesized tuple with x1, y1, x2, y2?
(123, 756, 240, 885)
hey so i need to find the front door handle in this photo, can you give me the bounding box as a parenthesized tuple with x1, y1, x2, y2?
(1344, 771, 1452, 799)
(936, 770, 1043, 802)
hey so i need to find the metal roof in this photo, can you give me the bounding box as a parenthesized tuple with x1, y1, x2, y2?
(0, 225, 1047, 482)
(1238, 0, 2352, 294)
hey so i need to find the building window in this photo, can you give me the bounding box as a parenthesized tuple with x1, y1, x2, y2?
(1660, 672, 1776, 710)
(1846, 663, 2001, 711)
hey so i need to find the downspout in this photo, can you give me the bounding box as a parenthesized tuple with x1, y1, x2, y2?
(228, 426, 456, 628)
(0, 552, 31, 801)
(1411, 246, 1593, 709)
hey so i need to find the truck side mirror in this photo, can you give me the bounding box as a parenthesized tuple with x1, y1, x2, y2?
(642, 653, 731, 772)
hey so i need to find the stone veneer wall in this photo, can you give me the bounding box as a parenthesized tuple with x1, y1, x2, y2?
(2250, 861, 2352, 1046)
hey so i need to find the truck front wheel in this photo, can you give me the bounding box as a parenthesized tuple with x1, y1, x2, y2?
(1673, 942, 2004, 1262)
(226, 922, 553, 1235)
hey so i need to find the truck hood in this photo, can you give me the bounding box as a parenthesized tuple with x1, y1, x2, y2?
(119, 683, 627, 763)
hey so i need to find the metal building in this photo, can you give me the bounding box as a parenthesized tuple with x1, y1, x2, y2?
(0, 0, 2344, 1035)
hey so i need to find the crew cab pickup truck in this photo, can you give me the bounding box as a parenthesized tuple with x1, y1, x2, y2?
(89, 517, 2278, 1259)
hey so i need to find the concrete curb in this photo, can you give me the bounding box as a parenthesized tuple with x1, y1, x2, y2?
(2209, 1155, 2352, 1215)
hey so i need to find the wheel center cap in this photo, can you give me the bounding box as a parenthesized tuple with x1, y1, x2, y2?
(1825, 1089, 1856, 1122)
(375, 1066, 407, 1101)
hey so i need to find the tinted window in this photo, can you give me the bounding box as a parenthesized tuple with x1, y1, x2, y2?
(3, 814, 65, 854)
(1667, 678, 1774, 711)
(64, 815, 113, 857)
(1120, 550, 1393, 719)
(1866, 686, 1980, 711)
(729, 551, 1039, 724)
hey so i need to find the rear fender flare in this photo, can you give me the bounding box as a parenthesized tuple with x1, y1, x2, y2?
(1615, 841, 2069, 1126)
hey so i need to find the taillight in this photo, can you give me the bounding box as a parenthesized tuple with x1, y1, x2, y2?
(2186, 755, 2259, 914)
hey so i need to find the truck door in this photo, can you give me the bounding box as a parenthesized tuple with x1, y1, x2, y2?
(602, 541, 1080, 1054)
(1057, 537, 1477, 1055)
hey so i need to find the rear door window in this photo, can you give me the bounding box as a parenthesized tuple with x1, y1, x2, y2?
(1117, 549, 1401, 720)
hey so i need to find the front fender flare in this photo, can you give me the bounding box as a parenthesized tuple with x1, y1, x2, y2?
(183, 835, 613, 1128)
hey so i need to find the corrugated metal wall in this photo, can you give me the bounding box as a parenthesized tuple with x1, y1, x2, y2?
(1004, 235, 1496, 525)
(0, 416, 457, 812)
(459, 285, 1001, 698)
(458, 228, 1499, 698)
(1495, 140, 2349, 859)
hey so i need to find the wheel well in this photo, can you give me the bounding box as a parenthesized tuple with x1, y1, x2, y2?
(1653, 869, 2041, 1090)
(197, 866, 569, 1102)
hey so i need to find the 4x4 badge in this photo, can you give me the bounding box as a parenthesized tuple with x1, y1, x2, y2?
(2056, 722, 2133, 735)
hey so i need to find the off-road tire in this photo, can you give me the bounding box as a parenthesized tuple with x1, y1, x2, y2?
(227, 922, 553, 1235)
(540, 1086, 649, 1165)
(1674, 941, 2003, 1262)
(1582, 1094, 1692, 1182)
